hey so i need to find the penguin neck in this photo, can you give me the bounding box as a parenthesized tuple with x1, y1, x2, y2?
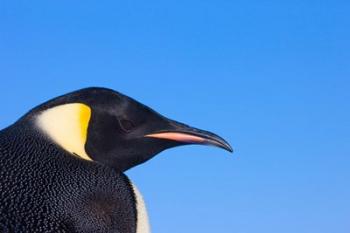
(0, 120, 66, 160)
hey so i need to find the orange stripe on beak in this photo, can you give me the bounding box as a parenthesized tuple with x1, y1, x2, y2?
(145, 132, 206, 144)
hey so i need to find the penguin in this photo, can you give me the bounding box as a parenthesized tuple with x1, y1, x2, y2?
(0, 87, 232, 233)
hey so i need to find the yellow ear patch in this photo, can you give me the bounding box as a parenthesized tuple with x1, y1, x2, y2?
(79, 104, 91, 147)
(36, 103, 92, 161)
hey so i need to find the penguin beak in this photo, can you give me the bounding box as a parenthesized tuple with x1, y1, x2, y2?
(145, 121, 233, 153)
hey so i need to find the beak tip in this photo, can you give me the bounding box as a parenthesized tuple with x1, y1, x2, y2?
(222, 144, 234, 153)
(211, 137, 233, 154)
(208, 138, 233, 153)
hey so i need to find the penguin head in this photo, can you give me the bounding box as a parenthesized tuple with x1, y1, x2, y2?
(25, 87, 232, 171)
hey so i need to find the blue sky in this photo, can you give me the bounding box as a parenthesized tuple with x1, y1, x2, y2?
(1, 1, 350, 232)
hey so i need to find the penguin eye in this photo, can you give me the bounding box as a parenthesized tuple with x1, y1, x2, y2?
(119, 119, 135, 133)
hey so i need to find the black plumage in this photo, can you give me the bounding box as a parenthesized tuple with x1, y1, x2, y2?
(0, 121, 137, 232)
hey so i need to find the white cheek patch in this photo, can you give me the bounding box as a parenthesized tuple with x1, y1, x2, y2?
(36, 103, 92, 161)
(132, 183, 151, 233)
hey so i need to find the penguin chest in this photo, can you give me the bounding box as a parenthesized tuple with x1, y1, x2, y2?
(52, 172, 138, 233)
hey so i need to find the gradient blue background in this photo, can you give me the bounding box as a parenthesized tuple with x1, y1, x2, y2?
(1, 1, 349, 232)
